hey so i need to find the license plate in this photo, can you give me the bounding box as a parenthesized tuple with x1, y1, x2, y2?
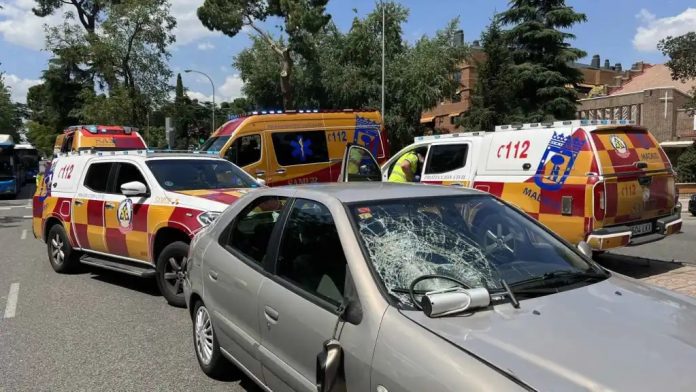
(630, 222, 653, 236)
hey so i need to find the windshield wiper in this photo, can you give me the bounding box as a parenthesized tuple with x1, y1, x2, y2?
(509, 269, 608, 290)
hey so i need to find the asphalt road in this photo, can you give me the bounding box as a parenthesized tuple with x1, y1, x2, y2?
(0, 185, 257, 391)
(0, 184, 693, 391)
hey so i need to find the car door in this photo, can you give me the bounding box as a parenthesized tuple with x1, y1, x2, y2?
(338, 144, 382, 182)
(204, 196, 289, 383)
(256, 198, 349, 392)
(72, 161, 116, 253)
(102, 161, 152, 261)
(223, 133, 268, 181)
(420, 142, 473, 187)
(265, 130, 332, 185)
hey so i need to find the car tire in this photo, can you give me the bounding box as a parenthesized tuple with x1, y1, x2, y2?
(192, 301, 228, 378)
(47, 224, 80, 273)
(156, 241, 189, 307)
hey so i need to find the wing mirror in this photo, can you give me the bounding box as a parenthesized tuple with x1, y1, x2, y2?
(577, 241, 593, 259)
(420, 287, 491, 318)
(256, 178, 266, 187)
(121, 181, 148, 197)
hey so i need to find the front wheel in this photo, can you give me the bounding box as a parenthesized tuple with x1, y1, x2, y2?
(156, 241, 189, 307)
(47, 224, 80, 273)
(193, 301, 228, 378)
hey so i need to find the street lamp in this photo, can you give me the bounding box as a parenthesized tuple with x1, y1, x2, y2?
(184, 69, 216, 134)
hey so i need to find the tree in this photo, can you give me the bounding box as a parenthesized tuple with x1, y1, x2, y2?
(0, 75, 22, 141)
(462, 18, 521, 131)
(659, 32, 696, 112)
(197, 0, 331, 109)
(676, 142, 696, 183)
(499, 0, 587, 122)
(33, 0, 112, 33)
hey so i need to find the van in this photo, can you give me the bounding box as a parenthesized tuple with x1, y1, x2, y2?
(199, 110, 389, 185)
(53, 125, 147, 155)
(377, 119, 682, 250)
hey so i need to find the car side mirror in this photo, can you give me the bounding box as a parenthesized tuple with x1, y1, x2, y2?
(316, 339, 345, 392)
(577, 241, 593, 259)
(256, 178, 266, 187)
(121, 181, 148, 197)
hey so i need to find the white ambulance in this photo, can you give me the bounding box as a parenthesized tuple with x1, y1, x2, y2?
(379, 119, 682, 251)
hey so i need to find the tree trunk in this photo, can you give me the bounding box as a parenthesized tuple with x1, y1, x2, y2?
(280, 49, 294, 110)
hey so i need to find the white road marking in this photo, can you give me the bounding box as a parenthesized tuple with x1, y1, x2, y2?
(4, 283, 19, 319)
(21, 229, 27, 240)
(0, 207, 10, 210)
(24, 206, 32, 209)
(22, 216, 32, 219)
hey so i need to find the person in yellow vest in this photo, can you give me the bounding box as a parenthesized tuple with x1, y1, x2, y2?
(388, 147, 427, 183)
(347, 147, 364, 175)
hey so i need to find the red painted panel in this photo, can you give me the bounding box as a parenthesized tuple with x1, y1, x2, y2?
(73, 223, 89, 248)
(538, 184, 586, 216)
(105, 228, 128, 256)
(87, 200, 104, 226)
(131, 203, 149, 232)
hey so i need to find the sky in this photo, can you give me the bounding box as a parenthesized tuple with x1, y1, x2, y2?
(0, 0, 695, 106)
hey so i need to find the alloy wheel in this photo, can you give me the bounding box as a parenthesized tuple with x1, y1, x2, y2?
(51, 233, 65, 265)
(195, 306, 214, 365)
(163, 256, 188, 295)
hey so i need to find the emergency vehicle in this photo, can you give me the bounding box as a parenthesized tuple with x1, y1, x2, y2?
(32, 149, 259, 306)
(199, 109, 389, 186)
(54, 125, 147, 154)
(365, 120, 682, 251)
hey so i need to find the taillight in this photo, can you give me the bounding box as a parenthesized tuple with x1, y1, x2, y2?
(593, 181, 605, 221)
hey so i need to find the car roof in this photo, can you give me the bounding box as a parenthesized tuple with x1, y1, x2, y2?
(278, 182, 484, 204)
(60, 151, 226, 161)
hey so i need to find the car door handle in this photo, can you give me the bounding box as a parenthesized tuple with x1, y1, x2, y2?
(208, 270, 218, 281)
(275, 168, 286, 174)
(104, 203, 115, 209)
(264, 306, 279, 323)
(74, 200, 83, 206)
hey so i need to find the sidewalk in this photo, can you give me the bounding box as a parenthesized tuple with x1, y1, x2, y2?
(641, 265, 696, 297)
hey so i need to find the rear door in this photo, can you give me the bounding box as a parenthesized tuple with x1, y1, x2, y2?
(591, 127, 675, 231)
(266, 130, 332, 185)
(420, 142, 472, 186)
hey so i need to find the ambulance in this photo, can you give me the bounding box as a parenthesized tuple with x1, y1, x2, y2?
(54, 124, 147, 154)
(33, 149, 259, 307)
(374, 119, 682, 251)
(199, 109, 389, 185)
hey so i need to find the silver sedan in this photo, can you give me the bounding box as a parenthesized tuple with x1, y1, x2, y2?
(184, 183, 696, 392)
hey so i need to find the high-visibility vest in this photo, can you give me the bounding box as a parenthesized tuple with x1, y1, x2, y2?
(388, 152, 418, 183)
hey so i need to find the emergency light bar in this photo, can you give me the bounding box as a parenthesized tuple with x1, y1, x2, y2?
(494, 119, 636, 132)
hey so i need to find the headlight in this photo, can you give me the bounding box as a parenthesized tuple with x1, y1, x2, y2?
(197, 211, 221, 226)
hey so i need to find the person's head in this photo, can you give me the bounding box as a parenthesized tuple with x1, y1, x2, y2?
(415, 147, 428, 163)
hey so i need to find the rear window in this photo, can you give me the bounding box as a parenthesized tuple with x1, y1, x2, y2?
(425, 144, 469, 174)
(591, 129, 670, 174)
(271, 131, 329, 166)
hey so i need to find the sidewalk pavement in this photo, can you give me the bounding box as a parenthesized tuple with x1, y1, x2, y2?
(641, 265, 696, 298)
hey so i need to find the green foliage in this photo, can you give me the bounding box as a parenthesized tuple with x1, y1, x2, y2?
(234, 2, 467, 150)
(25, 121, 57, 157)
(198, 0, 331, 108)
(0, 75, 22, 141)
(462, 19, 522, 131)
(676, 143, 696, 183)
(499, 0, 587, 122)
(659, 32, 696, 113)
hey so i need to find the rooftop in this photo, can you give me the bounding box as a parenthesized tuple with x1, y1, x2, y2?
(611, 64, 696, 96)
(278, 182, 483, 203)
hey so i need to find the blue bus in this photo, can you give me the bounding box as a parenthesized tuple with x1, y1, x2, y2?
(14, 144, 39, 184)
(0, 135, 21, 198)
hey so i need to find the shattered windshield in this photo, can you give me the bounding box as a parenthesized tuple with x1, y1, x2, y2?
(349, 195, 596, 307)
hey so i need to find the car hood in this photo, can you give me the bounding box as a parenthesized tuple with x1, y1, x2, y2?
(402, 275, 696, 391)
(164, 188, 252, 212)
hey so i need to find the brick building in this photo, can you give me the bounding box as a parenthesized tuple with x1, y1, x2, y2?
(421, 51, 627, 133)
(577, 64, 696, 163)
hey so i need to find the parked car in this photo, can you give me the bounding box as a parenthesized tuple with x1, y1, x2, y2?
(689, 194, 696, 216)
(53, 124, 147, 155)
(184, 179, 696, 391)
(386, 119, 682, 251)
(33, 149, 260, 306)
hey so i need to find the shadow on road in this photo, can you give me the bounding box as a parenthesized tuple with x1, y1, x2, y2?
(79, 265, 162, 297)
(595, 252, 684, 279)
(0, 216, 24, 227)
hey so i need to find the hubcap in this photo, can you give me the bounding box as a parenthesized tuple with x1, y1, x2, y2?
(163, 256, 187, 295)
(51, 233, 65, 265)
(195, 306, 214, 364)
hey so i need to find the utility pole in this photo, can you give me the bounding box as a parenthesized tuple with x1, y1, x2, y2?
(184, 69, 216, 133)
(381, 2, 386, 121)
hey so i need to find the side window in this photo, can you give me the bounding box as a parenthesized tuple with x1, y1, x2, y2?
(61, 134, 74, 153)
(271, 131, 329, 166)
(425, 144, 469, 175)
(225, 134, 262, 167)
(276, 199, 346, 305)
(84, 162, 113, 193)
(114, 163, 148, 194)
(226, 196, 288, 265)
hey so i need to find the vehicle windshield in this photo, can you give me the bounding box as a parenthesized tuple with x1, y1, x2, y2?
(349, 195, 601, 308)
(0, 155, 13, 177)
(146, 159, 256, 191)
(199, 136, 230, 152)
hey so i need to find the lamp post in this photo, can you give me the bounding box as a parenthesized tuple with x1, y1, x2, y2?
(184, 69, 216, 134)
